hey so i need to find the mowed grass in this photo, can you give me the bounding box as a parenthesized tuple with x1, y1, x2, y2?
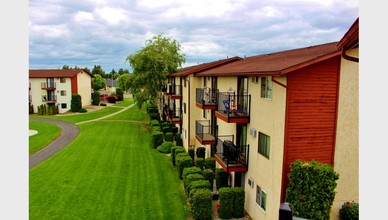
(29, 105, 189, 220)
(29, 120, 61, 155)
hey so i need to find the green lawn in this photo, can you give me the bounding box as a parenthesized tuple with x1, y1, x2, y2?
(29, 121, 61, 155)
(29, 104, 189, 220)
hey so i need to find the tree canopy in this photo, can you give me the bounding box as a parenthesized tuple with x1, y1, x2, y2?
(91, 74, 106, 91)
(126, 34, 185, 106)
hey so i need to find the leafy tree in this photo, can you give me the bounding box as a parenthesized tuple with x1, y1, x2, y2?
(62, 65, 70, 69)
(91, 74, 106, 91)
(116, 74, 131, 92)
(91, 65, 106, 78)
(126, 33, 185, 107)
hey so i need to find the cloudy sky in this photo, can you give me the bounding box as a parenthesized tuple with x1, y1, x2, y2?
(29, 0, 359, 73)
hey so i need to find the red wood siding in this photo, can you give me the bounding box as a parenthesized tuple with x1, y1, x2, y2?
(71, 76, 78, 94)
(281, 56, 340, 201)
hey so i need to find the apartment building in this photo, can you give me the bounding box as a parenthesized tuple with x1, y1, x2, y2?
(164, 18, 358, 220)
(29, 69, 93, 114)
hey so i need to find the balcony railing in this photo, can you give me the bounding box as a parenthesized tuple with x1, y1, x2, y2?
(167, 84, 182, 99)
(214, 135, 249, 172)
(195, 120, 216, 145)
(215, 92, 251, 123)
(168, 108, 182, 124)
(42, 95, 57, 103)
(196, 88, 218, 110)
(41, 82, 56, 90)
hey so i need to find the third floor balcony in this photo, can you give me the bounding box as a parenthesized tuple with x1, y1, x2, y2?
(215, 92, 251, 124)
(196, 88, 218, 110)
(167, 84, 182, 99)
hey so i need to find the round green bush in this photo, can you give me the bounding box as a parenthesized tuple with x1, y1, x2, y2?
(157, 141, 175, 154)
(182, 167, 203, 180)
(339, 201, 359, 220)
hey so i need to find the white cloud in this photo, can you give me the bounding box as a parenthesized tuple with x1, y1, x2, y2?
(95, 6, 128, 25)
(181, 40, 223, 57)
(29, 24, 70, 38)
(74, 11, 94, 23)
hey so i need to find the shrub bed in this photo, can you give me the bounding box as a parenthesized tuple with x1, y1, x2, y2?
(218, 187, 233, 219)
(150, 131, 164, 149)
(157, 141, 175, 154)
(192, 189, 213, 220)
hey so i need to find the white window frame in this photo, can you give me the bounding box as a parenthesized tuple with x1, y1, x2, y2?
(260, 77, 272, 99)
(60, 90, 66, 96)
(256, 185, 267, 211)
(258, 132, 270, 159)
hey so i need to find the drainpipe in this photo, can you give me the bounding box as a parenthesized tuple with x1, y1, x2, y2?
(271, 76, 288, 89)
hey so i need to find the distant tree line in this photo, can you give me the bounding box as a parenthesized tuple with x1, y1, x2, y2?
(62, 64, 131, 79)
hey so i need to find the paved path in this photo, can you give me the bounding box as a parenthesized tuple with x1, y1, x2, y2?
(29, 103, 136, 169)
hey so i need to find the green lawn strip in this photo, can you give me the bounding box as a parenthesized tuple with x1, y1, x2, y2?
(29, 121, 61, 155)
(103, 104, 149, 121)
(29, 120, 188, 219)
(111, 98, 134, 107)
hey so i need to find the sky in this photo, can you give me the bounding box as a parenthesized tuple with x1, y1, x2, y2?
(29, 0, 359, 73)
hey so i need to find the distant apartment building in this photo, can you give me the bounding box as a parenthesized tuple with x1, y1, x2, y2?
(162, 18, 358, 220)
(29, 69, 93, 114)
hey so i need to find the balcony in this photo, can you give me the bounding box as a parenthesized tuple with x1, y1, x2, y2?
(41, 82, 56, 90)
(214, 135, 249, 173)
(42, 95, 57, 103)
(167, 84, 182, 99)
(167, 108, 182, 124)
(195, 120, 216, 145)
(196, 88, 218, 110)
(215, 92, 251, 124)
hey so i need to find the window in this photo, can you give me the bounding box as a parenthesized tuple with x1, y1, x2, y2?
(258, 132, 270, 159)
(260, 77, 272, 99)
(60, 90, 66, 96)
(60, 78, 66, 83)
(256, 185, 267, 211)
(61, 103, 67, 109)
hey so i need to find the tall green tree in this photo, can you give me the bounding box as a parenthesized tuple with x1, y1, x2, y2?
(91, 74, 106, 91)
(116, 74, 131, 92)
(126, 34, 185, 106)
(91, 65, 106, 78)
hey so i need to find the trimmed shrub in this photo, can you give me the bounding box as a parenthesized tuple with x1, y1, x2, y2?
(204, 158, 216, 172)
(188, 147, 195, 161)
(195, 158, 206, 170)
(92, 91, 100, 105)
(215, 168, 229, 190)
(107, 95, 117, 103)
(196, 146, 206, 159)
(231, 187, 245, 218)
(285, 160, 340, 220)
(171, 126, 178, 135)
(182, 167, 203, 181)
(202, 169, 215, 189)
(164, 132, 174, 142)
(184, 173, 205, 194)
(174, 149, 186, 166)
(71, 94, 82, 112)
(149, 112, 160, 121)
(218, 187, 233, 219)
(176, 155, 194, 179)
(157, 141, 175, 154)
(150, 131, 164, 149)
(189, 180, 211, 197)
(116, 88, 123, 101)
(171, 146, 184, 166)
(79, 108, 87, 113)
(339, 201, 359, 220)
(175, 133, 183, 146)
(192, 189, 213, 220)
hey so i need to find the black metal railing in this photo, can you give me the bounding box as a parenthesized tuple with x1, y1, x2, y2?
(195, 120, 216, 143)
(42, 95, 57, 102)
(196, 88, 218, 106)
(41, 82, 56, 90)
(217, 92, 251, 117)
(168, 84, 182, 96)
(168, 108, 182, 123)
(215, 135, 249, 167)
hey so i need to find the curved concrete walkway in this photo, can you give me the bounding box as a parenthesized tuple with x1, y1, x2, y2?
(29, 103, 136, 169)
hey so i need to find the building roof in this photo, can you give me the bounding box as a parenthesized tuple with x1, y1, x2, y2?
(337, 17, 359, 50)
(169, 56, 241, 77)
(106, 79, 116, 87)
(196, 42, 341, 77)
(29, 69, 93, 78)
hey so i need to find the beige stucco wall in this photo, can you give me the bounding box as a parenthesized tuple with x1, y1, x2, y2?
(181, 76, 190, 150)
(77, 71, 92, 107)
(216, 77, 237, 138)
(331, 48, 359, 220)
(55, 77, 72, 113)
(29, 78, 47, 113)
(244, 75, 287, 220)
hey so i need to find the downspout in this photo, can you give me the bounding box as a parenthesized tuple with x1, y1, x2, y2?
(187, 76, 191, 149)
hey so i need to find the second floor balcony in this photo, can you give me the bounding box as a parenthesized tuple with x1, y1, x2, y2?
(41, 82, 56, 90)
(214, 135, 249, 173)
(167, 108, 182, 124)
(215, 92, 251, 124)
(167, 84, 182, 99)
(196, 88, 218, 110)
(195, 120, 216, 145)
